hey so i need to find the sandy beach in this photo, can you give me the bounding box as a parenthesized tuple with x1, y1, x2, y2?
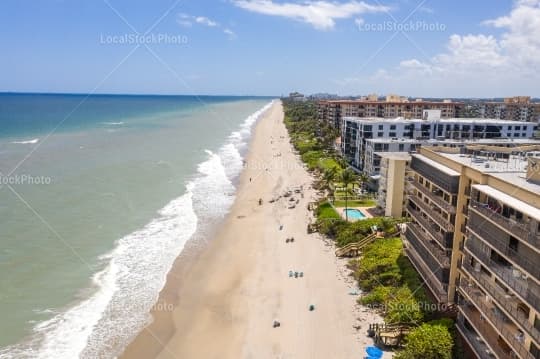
(121, 101, 387, 359)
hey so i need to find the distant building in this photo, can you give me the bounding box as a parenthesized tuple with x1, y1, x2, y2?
(288, 92, 306, 102)
(402, 144, 540, 359)
(376, 152, 411, 218)
(317, 96, 462, 129)
(458, 97, 540, 123)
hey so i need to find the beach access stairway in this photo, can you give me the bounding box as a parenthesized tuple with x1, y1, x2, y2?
(335, 233, 378, 257)
(368, 323, 415, 347)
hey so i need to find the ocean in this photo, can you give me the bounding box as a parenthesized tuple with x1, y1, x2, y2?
(0, 93, 274, 358)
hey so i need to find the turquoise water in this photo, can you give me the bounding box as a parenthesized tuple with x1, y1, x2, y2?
(0, 94, 273, 358)
(344, 208, 366, 220)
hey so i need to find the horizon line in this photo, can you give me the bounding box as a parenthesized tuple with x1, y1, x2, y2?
(0, 91, 278, 98)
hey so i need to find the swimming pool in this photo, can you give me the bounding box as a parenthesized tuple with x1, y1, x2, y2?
(344, 208, 366, 220)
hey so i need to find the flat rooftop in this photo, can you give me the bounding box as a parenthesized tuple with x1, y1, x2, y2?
(365, 138, 540, 145)
(343, 117, 538, 125)
(412, 154, 461, 177)
(320, 100, 461, 105)
(375, 152, 412, 160)
(435, 151, 540, 194)
(367, 138, 420, 144)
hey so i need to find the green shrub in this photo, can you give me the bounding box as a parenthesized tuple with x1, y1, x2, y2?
(395, 323, 453, 359)
(360, 285, 393, 306)
(386, 291, 424, 324)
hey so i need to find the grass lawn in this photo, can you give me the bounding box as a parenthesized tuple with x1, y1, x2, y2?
(318, 157, 341, 173)
(316, 201, 340, 219)
(333, 199, 376, 207)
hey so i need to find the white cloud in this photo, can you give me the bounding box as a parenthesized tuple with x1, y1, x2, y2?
(177, 13, 194, 27)
(399, 59, 432, 74)
(224, 28, 237, 38)
(355, 0, 540, 96)
(418, 5, 434, 14)
(177, 13, 237, 39)
(177, 14, 219, 27)
(232, 0, 390, 30)
(195, 16, 219, 27)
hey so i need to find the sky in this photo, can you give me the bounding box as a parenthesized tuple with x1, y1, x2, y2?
(0, 0, 539, 97)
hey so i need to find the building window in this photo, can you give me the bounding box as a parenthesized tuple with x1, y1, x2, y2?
(378, 132, 384, 137)
(378, 125, 383, 130)
(389, 132, 396, 137)
(399, 144, 404, 151)
(390, 125, 396, 130)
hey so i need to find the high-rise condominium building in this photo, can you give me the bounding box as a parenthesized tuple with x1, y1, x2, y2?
(403, 144, 540, 359)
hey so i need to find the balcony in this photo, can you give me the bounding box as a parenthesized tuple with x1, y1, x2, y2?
(470, 200, 540, 247)
(464, 238, 540, 311)
(407, 223, 451, 267)
(460, 285, 535, 359)
(407, 204, 453, 248)
(462, 260, 540, 346)
(457, 313, 513, 359)
(458, 305, 526, 359)
(408, 178, 456, 214)
(410, 157, 460, 193)
(403, 230, 449, 303)
(409, 196, 455, 232)
(467, 216, 540, 280)
(403, 241, 448, 303)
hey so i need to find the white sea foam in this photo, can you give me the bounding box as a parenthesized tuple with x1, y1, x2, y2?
(0, 100, 274, 359)
(11, 138, 39, 145)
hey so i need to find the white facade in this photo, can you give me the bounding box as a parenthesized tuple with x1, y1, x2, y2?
(341, 114, 539, 176)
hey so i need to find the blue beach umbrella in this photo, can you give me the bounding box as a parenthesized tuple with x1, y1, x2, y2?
(365, 346, 383, 358)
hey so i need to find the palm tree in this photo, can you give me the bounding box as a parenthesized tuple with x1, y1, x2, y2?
(358, 173, 369, 194)
(340, 169, 356, 221)
(322, 167, 337, 199)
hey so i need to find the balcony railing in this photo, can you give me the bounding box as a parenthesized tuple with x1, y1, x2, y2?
(408, 178, 456, 214)
(460, 286, 535, 359)
(456, 313, 514, 359)
(410, 157, 460, 193)
(405, 228, 450, 276)
(457, 305, 526, 359)
(407, 204, 453, 248)
(403, 241, 448, 303)
(462, 260, 540, 346)
(467, 222, 540, 281)
(409, 196, 455, 232)
(470, 200, 540, 247)
(463, 238, 540, 318)
(407, 224, 451, 267)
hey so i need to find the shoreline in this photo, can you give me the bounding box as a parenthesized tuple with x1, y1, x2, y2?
(121, 101, 386, 358)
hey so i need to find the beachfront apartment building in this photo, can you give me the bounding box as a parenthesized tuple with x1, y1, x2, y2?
(376, 152, 410, 218)
(341, 114, 539, 175)
(459, 97, 540, 123)
(402, 145, 540, 359)
(317, 97, 461, 129)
